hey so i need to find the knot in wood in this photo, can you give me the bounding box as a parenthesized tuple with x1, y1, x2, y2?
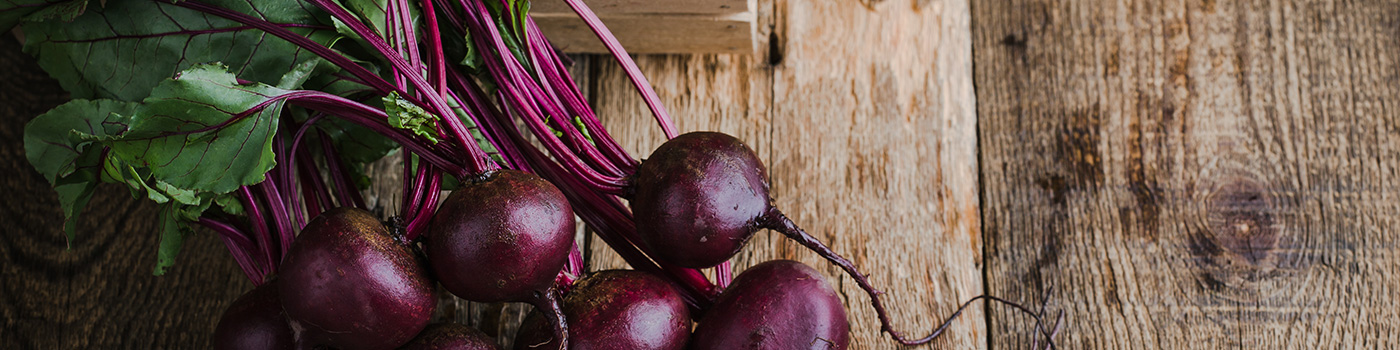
(1188, 173, 1289, 300)
(1203, 177, 1279, 268)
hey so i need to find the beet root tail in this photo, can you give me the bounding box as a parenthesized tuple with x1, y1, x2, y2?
(760, 207, 1059, 347)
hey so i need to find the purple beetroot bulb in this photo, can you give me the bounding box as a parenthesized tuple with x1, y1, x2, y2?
(513, 270, 691, 350)
(425, 169, 574, 303)
(630, 132, 771, 268)
(690, 260, 851, 350)
(213, 281, 306, 350)
(399, 323, 501, 350)
(278, 207, 437, 350)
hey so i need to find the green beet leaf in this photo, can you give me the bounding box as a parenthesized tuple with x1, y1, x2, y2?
(101, 63, 295, 194)
(384, 91, 442, 144)
(340, 0, 420, 40)
(22, 0, 335, 102)
(314, 116, 402, 166)
(0, 0, 71, 32)
(329, 0, 420, 68)
(24, 99, 138, 244)
(17, 0, 88, 25)
(153, 202, 194, 276)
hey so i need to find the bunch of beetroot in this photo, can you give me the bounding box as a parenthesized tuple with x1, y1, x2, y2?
(16, 0, 1063, 348)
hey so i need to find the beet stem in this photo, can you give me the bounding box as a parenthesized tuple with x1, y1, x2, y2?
(762, 208, 1057, 346)
(239, 186, 277, 275)
(460, 0, 629, 193)
(403, 167, 440, 241)
(404, 154, 430, 218)
(558, 0, 678, 139)
(318, 129, 366, 209)
(715, 261, 733, 289)
(420, 0, 449, 95)
(513, 20, 626, 178)
(286, 114, 328, 229)
(521, 21, 636, 171)
(295, 146, 333, 219)
(199, 217, 263, 284)
(447, 71, 533, 170)
(309, 0, 499, 174)
(285, 94, 467, 176)
(215, 233, 263, 285)
(257, 180, 294, 262)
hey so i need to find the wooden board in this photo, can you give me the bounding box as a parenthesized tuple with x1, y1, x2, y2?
(974, 0, 1400, 348)
(531, 0, 750, 15)
(534, 12, 756, 54)
(584, 0, 982, 348)
(532, 0, 757, 54)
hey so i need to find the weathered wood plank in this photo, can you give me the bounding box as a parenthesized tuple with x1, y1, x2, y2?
(534, 12, 756, 54)
(0, 37, 248, 349)
(586, 0, 982, 348)
(531, 0, 750, 15)
(975, 0, 1400, 348)
(769, 0, 981, 348)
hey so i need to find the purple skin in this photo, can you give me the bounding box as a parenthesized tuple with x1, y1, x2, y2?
(426, 169, 574, 302)
(690, 260, 851, 350)
(513, 270, 691, 350)
(398, 323, 502, 350)
(425, 169, 575, 348)
(278, 207, 437, 350)
(630, 132, 770, 269)
(213, 281, 307, 350)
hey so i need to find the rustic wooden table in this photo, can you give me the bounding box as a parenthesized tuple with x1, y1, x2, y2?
(3, 0, 1397, 348)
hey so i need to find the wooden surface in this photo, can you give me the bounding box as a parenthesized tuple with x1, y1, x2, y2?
(975, 0, 1400, 348)
(5, 0, 1400, 349)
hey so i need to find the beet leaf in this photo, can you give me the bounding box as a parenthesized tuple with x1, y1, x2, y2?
(23, 99, 137, 243)
(0, 0, 72, 32)
(384, 92, 443, 143)
(97, 63, 294, 194)
(21, 0, 334, 101)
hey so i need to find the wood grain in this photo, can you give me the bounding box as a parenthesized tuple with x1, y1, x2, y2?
(585, 0, 983, 348)
(974, 0, 1400, 348)
(0, 37, 248, 349)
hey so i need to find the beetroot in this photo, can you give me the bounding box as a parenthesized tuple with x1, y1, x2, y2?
(630, 132, 770, 269)
(213, 281, 306, 350)
(690, 260, 850, 350)
(426, 170, 574, 302)
(513, 270, 691, 350)
(399, 323, 502, 350)
(278, 207, 437, 350)
(425, 169, 575, 348)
